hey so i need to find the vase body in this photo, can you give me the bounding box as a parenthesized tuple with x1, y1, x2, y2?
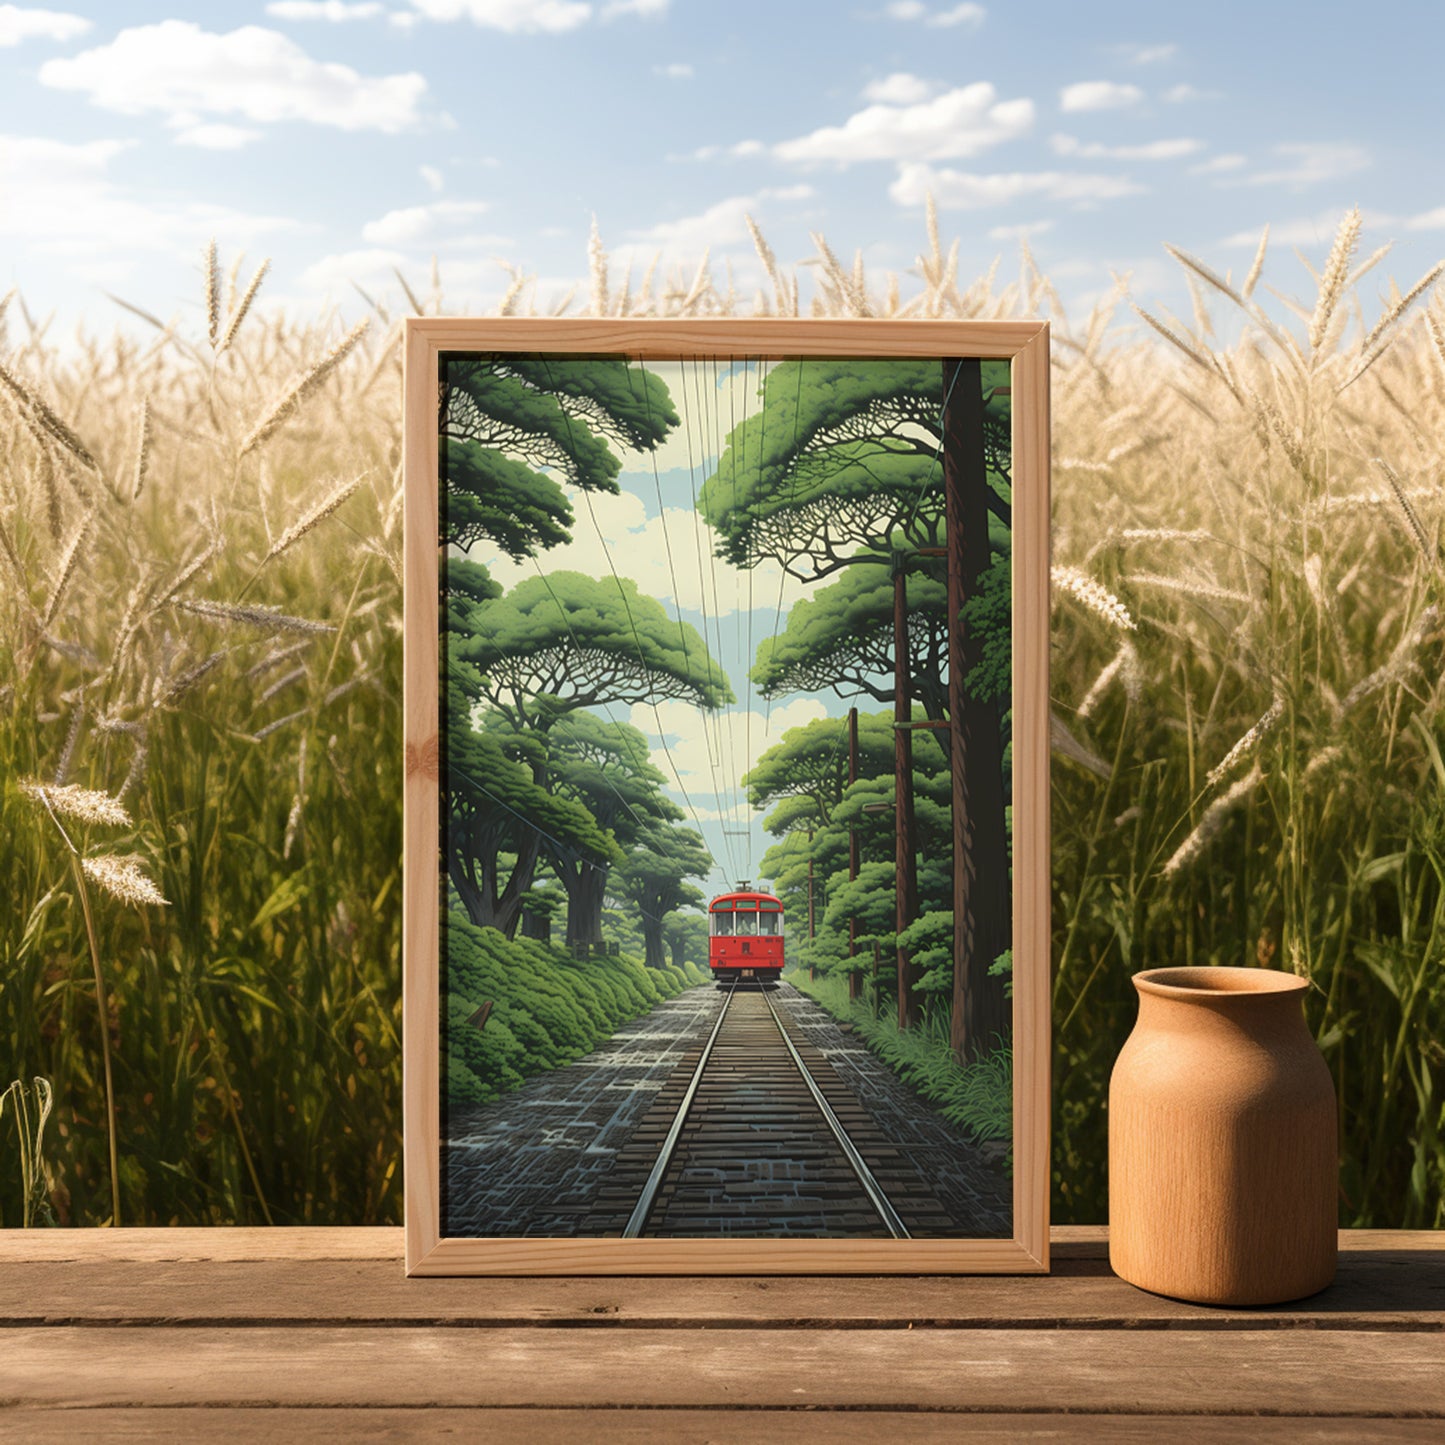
(1108, 966, 1337, 1306)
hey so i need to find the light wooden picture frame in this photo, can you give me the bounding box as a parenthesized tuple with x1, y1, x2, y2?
(404, 318, 1049, 1275)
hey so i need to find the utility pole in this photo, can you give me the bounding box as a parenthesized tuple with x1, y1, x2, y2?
(847, 705, 860, 1002)
(893, 556, 920, 1031)
(807, 828, 816, 979)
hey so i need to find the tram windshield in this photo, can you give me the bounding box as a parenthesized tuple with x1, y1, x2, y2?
(758, 910, 778, 936)
(712, 911, 734, 936)
(734, 909, 757, 935)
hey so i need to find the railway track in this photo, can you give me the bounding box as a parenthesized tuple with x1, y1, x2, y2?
(583, 982, 956, 1238)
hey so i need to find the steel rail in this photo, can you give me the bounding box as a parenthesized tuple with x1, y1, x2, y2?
(621, 981, 737, 1239)
(760, 986, 912, 1240)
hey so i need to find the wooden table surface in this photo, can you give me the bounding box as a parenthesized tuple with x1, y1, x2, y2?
(1, 1227, 1440, 1440)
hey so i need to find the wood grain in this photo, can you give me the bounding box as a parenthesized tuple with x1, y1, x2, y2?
(8, 1411, 1439, 1443)
(4, 1412, 1441, 1444)
(401, 318, 1053, 1275)
(0, 1249, 1439, 1327)
(3, 1325, 1443, 1414)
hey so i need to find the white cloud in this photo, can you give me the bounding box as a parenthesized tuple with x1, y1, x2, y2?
(1116, 41, 1177, 64)
(885, 1, 985, 27)
(861, 72, 937, 105)
(987, 219, 1054, 240)
(1162, 83, 1217, 103)
(0, 4, 88, 45)
(0, 132, 296, 268)
(361, 199, 490, 245)
(1219, 208, 1389, 249)
(603, 0, 668, 16)
(1406, 207, 1445, 230)
(636, 697, 829, 804)
(1190, 153, 1245, 175)
(891, 161, 1144, 209)
(174, 123, 264, 150)
(1059, 80, 1143, 112)
(654, 61, 693, 79)
(618, 185, 813, 267)
(39, 21, 427, 134)
(265, 1, 384, 19)
(774, 83, 1033, 166)
(478, 482, 809, 622)
(1051, 133, 1202, 161)
(1242, 142, 1368, 188)
(407, 0, 592, 30)
(421, 163, 445, 192)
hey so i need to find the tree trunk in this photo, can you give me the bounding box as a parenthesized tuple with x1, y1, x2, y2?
(642, 908, 666, 970)
(563, 864, 608, 947)
(944, 357, 1011, 1065)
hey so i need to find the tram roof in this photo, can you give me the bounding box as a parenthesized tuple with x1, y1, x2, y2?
(708, 890, 783, 910)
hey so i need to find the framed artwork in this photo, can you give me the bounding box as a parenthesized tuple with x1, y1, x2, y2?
(403, 318, 1049, 1274)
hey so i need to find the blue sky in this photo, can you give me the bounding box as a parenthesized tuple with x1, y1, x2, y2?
(3, 0, 1443, 333)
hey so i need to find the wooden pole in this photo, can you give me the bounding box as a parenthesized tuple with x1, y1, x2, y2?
(894, 560, 920, 1031)
(847, 705, 861, 1003)
(807, 829, 816, 979)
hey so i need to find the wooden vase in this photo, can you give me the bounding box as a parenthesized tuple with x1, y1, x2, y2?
(1108, 966, 1337, 1306)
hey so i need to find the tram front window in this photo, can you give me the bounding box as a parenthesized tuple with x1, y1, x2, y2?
(735, 911, 757, 935)
(758, 911, 778, 936)
(712, 912, 734, 936)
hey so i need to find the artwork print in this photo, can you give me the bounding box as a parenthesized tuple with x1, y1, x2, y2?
(404, 319, 1049, 1273)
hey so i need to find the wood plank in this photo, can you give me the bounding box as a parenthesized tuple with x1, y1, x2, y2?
(0, 1223, 1431, 1263)
(0, 1251, 1439, 1327)
(0, 1227, 401, 1262)
(3, 1326, 1443, 1414)
(4, 1409, 1440, 1443)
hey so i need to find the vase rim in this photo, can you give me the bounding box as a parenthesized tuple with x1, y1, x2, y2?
(1133, 965, 1308, 1000)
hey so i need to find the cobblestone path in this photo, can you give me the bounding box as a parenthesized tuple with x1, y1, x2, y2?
(442, 980, 1011, 1239)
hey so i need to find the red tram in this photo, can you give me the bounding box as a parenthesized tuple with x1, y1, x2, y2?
(708, 888, 785, 986)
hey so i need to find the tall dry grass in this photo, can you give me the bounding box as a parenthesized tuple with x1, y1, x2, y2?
(2, 204, 1441, 1226)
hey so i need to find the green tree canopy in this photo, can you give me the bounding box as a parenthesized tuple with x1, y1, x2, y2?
(451, 570, 734, 731)
(697, 358, 1009, 581)
(441, 354, 678, 556)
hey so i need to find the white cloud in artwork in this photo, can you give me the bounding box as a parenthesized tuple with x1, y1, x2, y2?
(1051, 133, 1202, 161)
(1058, 80, 1143, 112)
(407, 0, 592, 29)
(861, 72, 937, 106)
(1406, 207, 1445, 230)
(774, 83, 1033, 166)
(1242, 142, 1368, 188)
(892, 162, 1143, 209)
(420, 163, 445, 192)
(39, 21, 427, 133)
(633, 697, 829, 806)
(0, 4, 88, 46)
(654, 61, 693, 79)
(264, 1, 385, 19)
(885, 2, 986, 27)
